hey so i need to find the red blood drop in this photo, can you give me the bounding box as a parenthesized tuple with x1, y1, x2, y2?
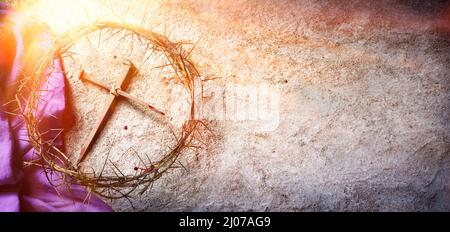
(124, 126, 128, 130)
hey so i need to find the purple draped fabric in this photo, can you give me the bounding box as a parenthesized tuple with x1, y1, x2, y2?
(0, 3, 112, 212)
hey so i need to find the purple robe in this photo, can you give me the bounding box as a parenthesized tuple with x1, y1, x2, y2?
(0, 3, 112, 212)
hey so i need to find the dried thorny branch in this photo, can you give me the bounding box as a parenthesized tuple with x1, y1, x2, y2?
(15, 21, 210, 201)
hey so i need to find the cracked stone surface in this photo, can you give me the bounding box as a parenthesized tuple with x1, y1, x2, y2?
(21, 0, 450, 211)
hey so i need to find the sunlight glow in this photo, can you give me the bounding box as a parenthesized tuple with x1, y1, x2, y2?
(19, 0, 144, 34)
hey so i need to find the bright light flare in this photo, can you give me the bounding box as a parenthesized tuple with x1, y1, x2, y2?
(18, 0, 141, 34)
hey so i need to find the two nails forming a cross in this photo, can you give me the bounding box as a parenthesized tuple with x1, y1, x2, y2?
(77, 63, 165, 165)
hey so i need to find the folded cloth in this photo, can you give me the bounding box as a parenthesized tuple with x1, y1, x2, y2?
(0, 3, 112, 212)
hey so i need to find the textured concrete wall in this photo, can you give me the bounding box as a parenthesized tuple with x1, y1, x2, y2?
(25, 0, 450, 211)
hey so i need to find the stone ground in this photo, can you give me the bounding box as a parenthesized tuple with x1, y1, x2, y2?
(16, 0, 450, 211)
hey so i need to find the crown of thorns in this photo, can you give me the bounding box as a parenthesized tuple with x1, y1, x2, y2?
(18, 21, 207, 200)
